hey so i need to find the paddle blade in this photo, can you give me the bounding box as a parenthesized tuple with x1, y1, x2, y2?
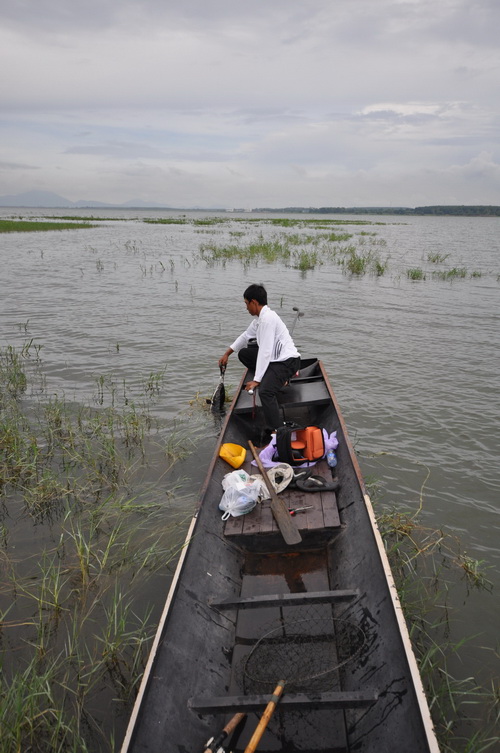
(248, 441, 302, 545)
(210, 381, 225, 412)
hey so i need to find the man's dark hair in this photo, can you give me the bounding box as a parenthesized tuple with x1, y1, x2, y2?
(244, 284, 267, 305)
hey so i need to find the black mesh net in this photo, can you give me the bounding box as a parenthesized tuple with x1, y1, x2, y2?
(240, 606, 366, 695)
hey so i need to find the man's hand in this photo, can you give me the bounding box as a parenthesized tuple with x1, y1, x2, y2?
(245, 380, 260, 392)
(218, 349, 233, 369)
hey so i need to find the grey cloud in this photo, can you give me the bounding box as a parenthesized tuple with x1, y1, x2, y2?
(0, 160, 39, 170)
(0, 0, 321, 35)
(64, 142, 167, 159)
(1, 0, 499, 207)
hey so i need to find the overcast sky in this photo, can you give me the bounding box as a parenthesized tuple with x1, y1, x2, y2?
(1, 0, 499, 208)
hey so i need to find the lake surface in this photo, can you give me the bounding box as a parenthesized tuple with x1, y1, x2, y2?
(1, 207, 499, 747)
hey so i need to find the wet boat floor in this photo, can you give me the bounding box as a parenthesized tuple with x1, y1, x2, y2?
(219, 459, 348, 750)
(226, 549, 349, 752)
(223, 460, 341, 541)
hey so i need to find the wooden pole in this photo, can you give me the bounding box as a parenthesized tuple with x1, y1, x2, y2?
(248, 441, 302, 545)
(243, 682, 285, 753)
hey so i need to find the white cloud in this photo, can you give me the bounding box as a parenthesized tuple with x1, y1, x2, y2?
(1, 0, 499, 206)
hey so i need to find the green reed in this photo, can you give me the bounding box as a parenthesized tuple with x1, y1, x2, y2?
(294, 249, 321, 271)
(0, 344, 28, 398)
(0, 344, 199, 751)
(428, 252, 451, 263)
(373, 501, 499, 752)
(0, 220, 96, 233)
(198, 229, 388, 275)
(433, 267, 468, 280)
(407, 267, 426, 280)
(338, 245, 388, 276)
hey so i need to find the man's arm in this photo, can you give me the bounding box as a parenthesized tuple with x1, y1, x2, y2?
(253, 317, 275, 383)
(218, 348, 234, 368)
(219, 318, 258, 367)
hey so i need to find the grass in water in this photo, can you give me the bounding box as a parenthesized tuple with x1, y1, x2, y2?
(338, 245, 389, 276)
(433, 267, 468, 280)
(427, 251, 451, 263)
(0, 344, 200, 751)
(372, 494, 499, 752)
(198, 230, 388, 276)
(0, 220, 97, 233)
(407, 267, 426, 280)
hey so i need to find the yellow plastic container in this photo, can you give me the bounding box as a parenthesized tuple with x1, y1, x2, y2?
(219, 443, 247, 469)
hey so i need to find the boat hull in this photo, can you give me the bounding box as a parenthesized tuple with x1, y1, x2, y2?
(121, 359, 439, 753)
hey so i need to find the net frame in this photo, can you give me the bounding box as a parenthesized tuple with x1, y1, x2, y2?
(241, 611, 366, 694)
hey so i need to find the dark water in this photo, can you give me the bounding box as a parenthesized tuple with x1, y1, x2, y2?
(1, 208, 499, 740)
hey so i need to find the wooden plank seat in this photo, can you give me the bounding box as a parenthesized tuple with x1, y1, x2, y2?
(210, 589, 358, 610)
(233, 378, 331, 414)
(224, 460, 341, 544)
(189, 690, 378, 713)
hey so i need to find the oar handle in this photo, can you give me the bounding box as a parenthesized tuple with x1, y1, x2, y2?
(244, 681, 285, 753)
(248, 442, 302, 545)
(203, 712, 246, 753)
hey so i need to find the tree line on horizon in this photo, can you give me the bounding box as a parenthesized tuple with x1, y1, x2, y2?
(253, 205, 500, 216)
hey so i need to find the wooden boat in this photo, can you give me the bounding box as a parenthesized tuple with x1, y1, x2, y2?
(121, 359, 440, 753)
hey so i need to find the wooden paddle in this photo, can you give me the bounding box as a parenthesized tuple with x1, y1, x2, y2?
(203, 712, 246, 753)
(248, 441, 302, 545)
(244, 681, 285, 753)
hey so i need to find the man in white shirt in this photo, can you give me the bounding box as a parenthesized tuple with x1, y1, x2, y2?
(219, 284, 301, 432)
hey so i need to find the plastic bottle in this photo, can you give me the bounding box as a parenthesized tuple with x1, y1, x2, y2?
(326, 449, 337, 468)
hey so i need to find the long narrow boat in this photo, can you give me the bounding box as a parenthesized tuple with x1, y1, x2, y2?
(121, 359, 440, 753)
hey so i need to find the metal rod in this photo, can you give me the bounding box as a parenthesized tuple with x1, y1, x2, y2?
(289, 306, 304, 337)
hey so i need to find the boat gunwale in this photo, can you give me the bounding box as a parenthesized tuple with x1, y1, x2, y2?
(120, 359, 440, 753)
(318, 360, 439, 753)
(119, 371, 247, 753)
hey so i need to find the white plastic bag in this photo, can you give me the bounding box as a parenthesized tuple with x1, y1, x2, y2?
(254, 463, 294, 500)
(219, 480, 260, 520)
(221, 469, 251, 492)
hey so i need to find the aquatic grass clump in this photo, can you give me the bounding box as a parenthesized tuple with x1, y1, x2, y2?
(373, 258, 388, 276)
(293, 250, 321, 271)
(0, 344, 201, 750)
(428, 252, 451, 263)
(338, 246, 388, 276)
(286, 232, 320, 246)
(43, 215, 132, 222)
(0, 344, 28, 399)
(374, 502, 498, 752)
(270, 218, 303, 227)
(143, 217, 189, 225)
(193, 217, 226, 226)
(407, 267, 426, 280)
(0, 501, 191, 749)
(433, 267, 468, 280)
(199, 231, 386, 275)
(0, 219, 96, 233)
(199, 237, 292, 266)
(322, 231, 354, 242)
(248, 238, 291, 262)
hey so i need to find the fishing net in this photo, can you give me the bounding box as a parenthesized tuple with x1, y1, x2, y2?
(240, 605, 366, 695)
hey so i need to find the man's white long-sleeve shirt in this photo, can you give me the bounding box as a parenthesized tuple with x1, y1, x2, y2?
(230, 305, 300, 383)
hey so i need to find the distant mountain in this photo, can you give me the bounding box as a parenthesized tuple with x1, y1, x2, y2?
(0, 190, 77, 207)
(0, 190, 171, 209)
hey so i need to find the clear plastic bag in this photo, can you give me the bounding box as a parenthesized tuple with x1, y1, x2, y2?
(222, 469, 251, 491)
(219, 482, 259, 520)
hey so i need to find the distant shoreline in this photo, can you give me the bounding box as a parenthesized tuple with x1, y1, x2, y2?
(252, 205, 500, 217)
(1, 203, 500, 216)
